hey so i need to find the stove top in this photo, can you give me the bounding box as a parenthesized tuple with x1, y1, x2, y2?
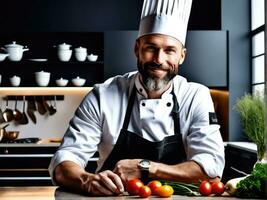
(2, 137, 41, 144)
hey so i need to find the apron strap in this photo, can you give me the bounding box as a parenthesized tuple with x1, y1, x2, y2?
(171, 88, 181, 135)
(122, 86, 136, 130)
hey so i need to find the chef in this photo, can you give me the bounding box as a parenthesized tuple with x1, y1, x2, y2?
(49, 0, 225, 196)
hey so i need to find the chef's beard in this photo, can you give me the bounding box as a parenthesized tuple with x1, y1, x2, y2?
(137, 60, 178, 92)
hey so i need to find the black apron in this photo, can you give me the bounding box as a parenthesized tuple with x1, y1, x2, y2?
(99, 86, 186, 174)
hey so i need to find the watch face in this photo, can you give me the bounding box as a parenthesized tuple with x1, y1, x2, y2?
(140, 159, 150, 168)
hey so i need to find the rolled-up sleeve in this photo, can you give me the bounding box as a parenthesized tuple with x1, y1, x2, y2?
(48, 88, 102, 184)
(185, 86, 225, 178)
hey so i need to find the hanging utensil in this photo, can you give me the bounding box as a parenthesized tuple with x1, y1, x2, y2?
(13, 96, 23, 121)
(48, 96, 57, 115)
(36, 96, 46, 115)
(0, 104, 6, 124)
(32, 96, 37, 111)
(0, 123, 9, 129)
(27, 97, 37, 124)
(19, 96, 28, 125)
(3, 97, 13, 122)
(42, 96, 50, 113)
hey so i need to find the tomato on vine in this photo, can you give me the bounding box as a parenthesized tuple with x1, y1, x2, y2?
(147, 180, 162, 195)
(138, 186, 151, 198)
(211, 181, 225, 195)
(126, 178, 144, 195)
(199, 180, 212, 196)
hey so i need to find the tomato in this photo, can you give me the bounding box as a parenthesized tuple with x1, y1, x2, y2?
(126, 178, 144, 195)
(157, 185, 174, 197)
(138, 186, 151, 198)
(211, 181, 225, 195)
(199, 180, 212, 196)
(147, 180, 162, 195)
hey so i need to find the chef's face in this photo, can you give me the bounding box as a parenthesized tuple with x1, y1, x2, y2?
(135, 34, 186, 92)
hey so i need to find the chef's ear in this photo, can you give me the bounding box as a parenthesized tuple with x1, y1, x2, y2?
(179, 47, 187, 65)
(134, 39, 140, 57)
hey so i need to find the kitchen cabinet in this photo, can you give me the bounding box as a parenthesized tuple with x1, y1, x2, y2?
(222, 142, 257, 183)
(0, 144, 99, 186)
(0, 32, 104, 87)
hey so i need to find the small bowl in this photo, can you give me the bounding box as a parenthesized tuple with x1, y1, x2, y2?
(0, 53, 9, 62)
(2, 131, 19, 142)
(72, 77, 86, 87)
(56, 78, 68, 87)
(87, 54, 98, 62)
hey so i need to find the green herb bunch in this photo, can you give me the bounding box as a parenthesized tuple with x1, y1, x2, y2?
(235, 163, 267, 198)
(234, 93, 266, 161)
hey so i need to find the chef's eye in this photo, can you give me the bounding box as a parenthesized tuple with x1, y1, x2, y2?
(145, 46, 157, 52)
(165, 48, 176, 54)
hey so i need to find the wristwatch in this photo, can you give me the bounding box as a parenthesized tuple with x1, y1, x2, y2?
(138, 159, 151, 181)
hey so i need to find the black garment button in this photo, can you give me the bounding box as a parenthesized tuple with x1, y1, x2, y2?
(167, 102, 171, 107)
(142, 102, 146, 106)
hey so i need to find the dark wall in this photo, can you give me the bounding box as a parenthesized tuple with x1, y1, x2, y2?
(0, 0, 220, 32)
(221, 0, 250, 141)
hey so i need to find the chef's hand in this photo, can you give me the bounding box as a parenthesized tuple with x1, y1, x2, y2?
(113, 159, 141, 183)
(84, 170, 124, 196)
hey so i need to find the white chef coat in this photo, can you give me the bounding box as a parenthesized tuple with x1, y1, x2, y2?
(49, 71, 225, 183)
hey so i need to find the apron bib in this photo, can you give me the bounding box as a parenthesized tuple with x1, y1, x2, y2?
(99, 86, 186, 172)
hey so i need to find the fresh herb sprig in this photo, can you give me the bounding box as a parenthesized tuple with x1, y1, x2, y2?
(161, 180, 200, 196)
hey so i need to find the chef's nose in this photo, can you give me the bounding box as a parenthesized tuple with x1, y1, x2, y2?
(153, 49, 165, 65)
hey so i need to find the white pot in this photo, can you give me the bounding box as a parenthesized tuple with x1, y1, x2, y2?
(58, 49, 72, 62)
(35, 71, 50, 86)
(1, 41, 29, 61)
(75, 52, 87, 62)
(9, 75, 21, 87)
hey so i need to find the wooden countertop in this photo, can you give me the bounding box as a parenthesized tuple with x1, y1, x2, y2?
(0, 186, 262, 200)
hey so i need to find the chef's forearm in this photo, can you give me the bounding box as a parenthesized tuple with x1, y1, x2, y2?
(54, 161, 92, 194)
(149, 160, 214, 183)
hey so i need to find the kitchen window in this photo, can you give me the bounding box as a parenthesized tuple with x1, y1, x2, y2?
(251, 0, 265, 95)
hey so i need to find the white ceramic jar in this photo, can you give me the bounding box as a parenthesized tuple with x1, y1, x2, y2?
(74, 47, 87, 62)
(58, 49, 72, 62)
(35, 71, 50, 86)
(9, 75, 21, 86)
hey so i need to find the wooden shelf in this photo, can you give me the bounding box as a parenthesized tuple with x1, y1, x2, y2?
(0, 87, 93, 95)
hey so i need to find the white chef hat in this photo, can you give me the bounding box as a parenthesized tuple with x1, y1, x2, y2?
(138, 0, 193, 46)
